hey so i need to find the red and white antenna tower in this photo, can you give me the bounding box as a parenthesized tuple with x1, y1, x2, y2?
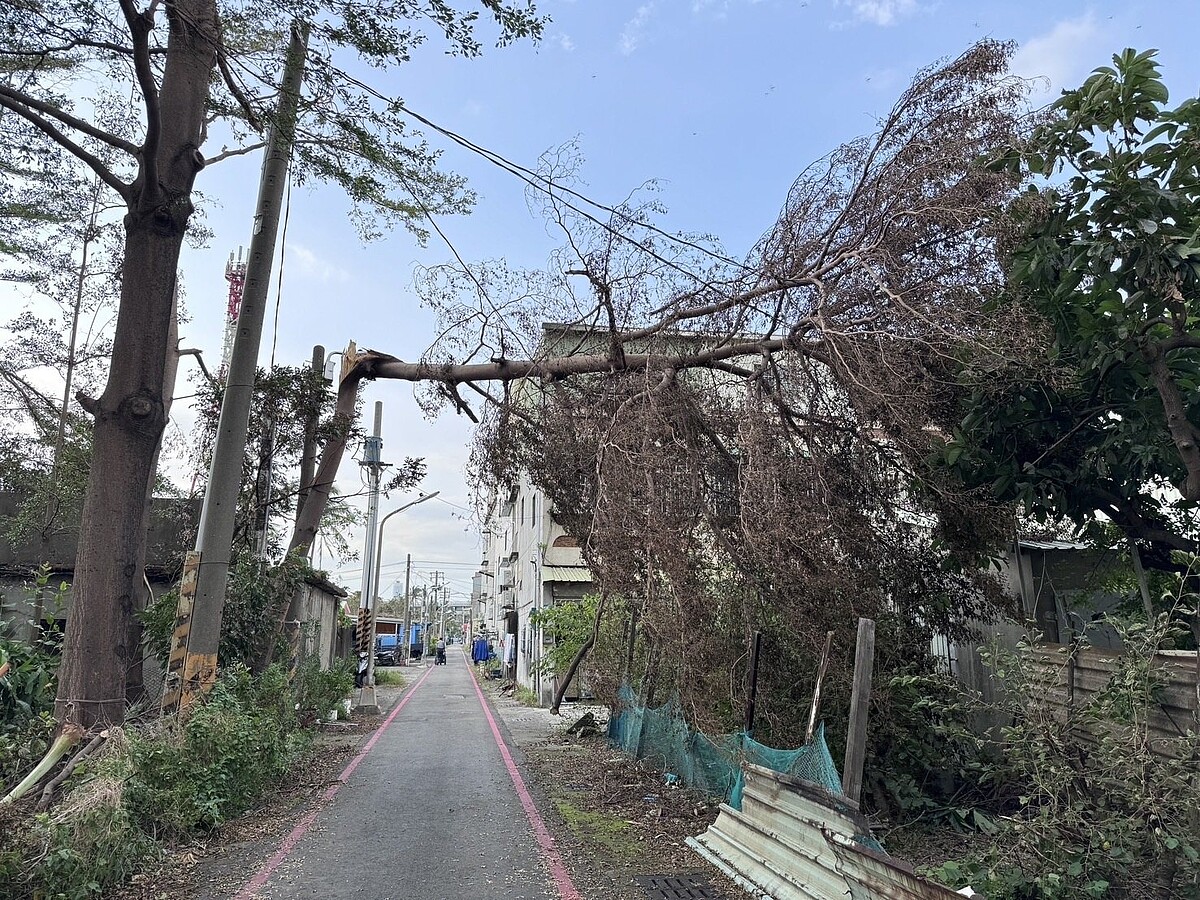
(219, 247, 247, 381)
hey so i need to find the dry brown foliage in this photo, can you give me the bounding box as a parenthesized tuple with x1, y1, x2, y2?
(448, 42, 1046, 753)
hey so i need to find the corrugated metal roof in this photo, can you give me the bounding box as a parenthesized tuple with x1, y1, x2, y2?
(691, 764, 967, 899)
(1019, 539, 1090, 551)
(543, 565, 592, 583)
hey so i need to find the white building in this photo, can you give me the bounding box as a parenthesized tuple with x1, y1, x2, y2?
(475, 469, 592, 705)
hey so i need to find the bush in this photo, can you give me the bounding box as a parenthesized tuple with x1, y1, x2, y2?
(140, 554, 311, 668)
(293, 656, 354, 719)
(934, 615, 1200, 899)
(29, 730, 157, 900)
(124, 664, 301, 839)
(1, 570, 64, 790)
(865, 668, 997, 830)
(0, 730, 156, 900)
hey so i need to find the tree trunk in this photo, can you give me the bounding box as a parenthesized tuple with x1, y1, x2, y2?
(288, 363, 364, 555)
(54, 0, 218, 729)
(549, 592, 608, 715)
(250, 359, 365, 669)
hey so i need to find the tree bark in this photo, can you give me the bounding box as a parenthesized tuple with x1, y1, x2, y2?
(54, 0, 217, 729)
(1145, 342, 1200, 501)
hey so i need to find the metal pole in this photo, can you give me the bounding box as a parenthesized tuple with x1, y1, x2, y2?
(174, 22, 310, 710)
(371, 493, 437, 666)
(744, 630, 763, 737)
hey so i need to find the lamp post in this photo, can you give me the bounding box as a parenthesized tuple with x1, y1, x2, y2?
(365, 491, 439, 691)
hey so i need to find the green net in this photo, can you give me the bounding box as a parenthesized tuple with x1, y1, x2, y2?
(607, 683, 884, 852)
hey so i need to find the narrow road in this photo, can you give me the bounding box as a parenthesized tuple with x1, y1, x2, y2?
(232, 650, 579, 900)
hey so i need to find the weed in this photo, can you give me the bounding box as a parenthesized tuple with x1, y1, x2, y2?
(514, 685, 540, 706)
(552, 797, 638, 860)
(373, 668, 405, 687)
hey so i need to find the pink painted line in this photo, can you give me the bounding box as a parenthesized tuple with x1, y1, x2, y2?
(469, 673, 583, 900)
(234, 665, 435, 899)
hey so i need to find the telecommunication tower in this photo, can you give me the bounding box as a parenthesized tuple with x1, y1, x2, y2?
(218, 248, 247, 382)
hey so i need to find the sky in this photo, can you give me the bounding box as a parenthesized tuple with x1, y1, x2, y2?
(18, 1, 1200, 603)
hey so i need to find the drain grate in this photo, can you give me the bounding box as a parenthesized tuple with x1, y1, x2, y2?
(634, 874, 720, 899)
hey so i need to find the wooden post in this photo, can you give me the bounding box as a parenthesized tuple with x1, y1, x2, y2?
(842, 618, 875, 804)
(806, 630, 835, 742)
(745, 630, 763, 737)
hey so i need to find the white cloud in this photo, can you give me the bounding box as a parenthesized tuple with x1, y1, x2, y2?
(289, 244, 350, 283)
(1011, 14, 1105, 96)
(690, 0, 765, 15)
(558, 33, 575, 52)
(837, 0, 919, 27)
(619, 2, 658, 56)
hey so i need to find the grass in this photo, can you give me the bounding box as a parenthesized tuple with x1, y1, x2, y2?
(551, 797, 640, 861)
(373, 669, 406, 687)
(514, 685, 540, 706)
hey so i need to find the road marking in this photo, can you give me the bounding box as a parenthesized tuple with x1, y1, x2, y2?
(469, 674, 583, 900)
(233, 665, 435, 899)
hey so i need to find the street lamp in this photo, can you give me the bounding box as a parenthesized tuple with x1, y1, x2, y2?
(366, 491, 439, 688)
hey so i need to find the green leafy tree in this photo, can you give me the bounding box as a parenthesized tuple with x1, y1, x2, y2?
(0, 0, 544, 727)
(949, 50, 1200, 570)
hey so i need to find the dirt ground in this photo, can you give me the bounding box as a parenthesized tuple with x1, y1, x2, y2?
(514, 719, 742, 900)
(112, 677, 742, 900)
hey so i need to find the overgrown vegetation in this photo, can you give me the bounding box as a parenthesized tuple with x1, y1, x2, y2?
(0, 660, 352, 899)
(140, 552, 313, 668)
(0, 571, 64, 789)
(933, 615, 1200, 899)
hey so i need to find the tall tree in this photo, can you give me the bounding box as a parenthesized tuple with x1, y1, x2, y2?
(0, 0, 544, 727)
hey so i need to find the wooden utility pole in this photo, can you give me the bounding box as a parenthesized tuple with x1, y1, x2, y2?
(842, 617, 876, 804)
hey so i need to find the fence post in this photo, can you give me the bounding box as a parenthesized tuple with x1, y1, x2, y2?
(745, 630, 763, 737)
(842, 617, 875, 804)
(806, 630, 835, 743)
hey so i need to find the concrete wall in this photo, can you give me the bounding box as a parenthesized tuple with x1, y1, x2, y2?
(0, 493, 198, 640)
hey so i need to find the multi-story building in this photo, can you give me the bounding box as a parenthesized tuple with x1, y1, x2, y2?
(475, 469, 592, 706)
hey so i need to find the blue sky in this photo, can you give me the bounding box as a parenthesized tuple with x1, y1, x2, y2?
(157, 1, 1198, 600)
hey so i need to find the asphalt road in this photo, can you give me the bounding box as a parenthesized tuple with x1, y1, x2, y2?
(233, 652, 566, 900)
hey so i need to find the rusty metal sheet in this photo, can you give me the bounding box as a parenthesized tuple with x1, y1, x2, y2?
(691, 764, 968, 900)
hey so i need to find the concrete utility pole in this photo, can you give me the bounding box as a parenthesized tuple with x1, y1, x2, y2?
(401, 554, 412, 663)
(356, 401, 385, 713)
(163, 22, 311, 714)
